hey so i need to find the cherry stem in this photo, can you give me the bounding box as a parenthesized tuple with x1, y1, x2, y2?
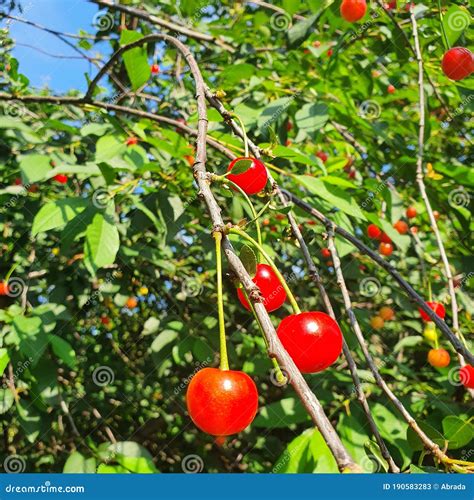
(242, 288, 287, 385)
(229, 226, 301, 314)
(224, 179, 263, 258)
(232, 113, 249, 158)
(436, 0, 450, 51)
(427, 279, 432, 303)
(213, 231, 229, 371)
(5, 262, 19, 282)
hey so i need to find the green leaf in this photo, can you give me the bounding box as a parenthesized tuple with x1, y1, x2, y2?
(294, 103, 328, 134)
(0, 348, 10, 376)
(254, 397, 310, 428)
(95, 135, 127, 163)
(84, 211, 120, 275)
(442, 6, 470, 46)
(142, 317, 160, 336)
(48, 335, 77, 369)
(19, 154, 51, 183)
(63, 452, 97, 473)
(119, 30, 150, 91)
(273, 429, 312, 473)
(296, 175, 366, 220)
(309, 430, 339, 473)
(97, 464, 130, 474)
(150, 330, 178, 354)
(287, 14, 319, 47)
(407, 422, 446, 451)
(240, 244, 257, 277)
(442, 416, 474, 450)
(32, 198, 90, 236)
(108, 441, 158, 473)
(229, 158, 253, 176)
(0, 389, 14, 414)
(13, 316, 46, 365)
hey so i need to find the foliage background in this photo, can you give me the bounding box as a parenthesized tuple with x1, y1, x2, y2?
(0, 0, 472, 473)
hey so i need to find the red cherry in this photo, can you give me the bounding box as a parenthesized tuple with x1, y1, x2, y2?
(441, 47, 474, 81)
(321, 248, 331, 259)
(379, 242, 393, 256)
(379, 232, 392, 244)
(54, 174, 68, 184)
(100, 316, 110, 325)
(406, 206, 417, 219)
(150, 63, 160, 75)
(393, 220, 408, 234)
(126, 136, 138, 146)
(387, 84, 396, 94)
(186, 367, 258, 436)
(327, 48, 333, 57)
(0, 281, 9, 295)
(277, 312, 343, 373)
(237, 263, 287, 313)
(385, 1, 396, 9)
(184, 155, 195, 167)
(14, 177, 22, 186)
(367, 224, 382, 239)
(340, 0, 367, 22)
(286, 121, 293, 131)
(316, 151, 328, 163)
(460, 365, 474, 389)
(285, 140, 292, 147)
(419, 301, 446, 322)
(227, 157, 268, 195)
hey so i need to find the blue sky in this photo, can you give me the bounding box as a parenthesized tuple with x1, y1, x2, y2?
(6, 0, 109, 92)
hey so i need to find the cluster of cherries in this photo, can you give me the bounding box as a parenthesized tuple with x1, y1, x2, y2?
(366, 206, 417, 256)
(187, 157, 344, 437)
(340, 0, 474, 82)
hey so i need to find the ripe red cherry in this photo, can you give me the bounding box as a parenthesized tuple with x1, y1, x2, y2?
(441, 47, 474, 81)
(0, 281, 9, 295)
(54, 174, 68, 184)
(14, 177, 22, 186)
(379, 232, 392, 244)
(406, 206, 417, 219)
(316, 151, 328, 163)
(385, 1, 396, 9)
(186, 367, 258, 436)
(367, 224, 381, 239)
(379, 242, 393, 256)
(277, 312, 343, 373)
(227, 157, 268, 195)
(419, 301, 446, 322)
(387, 84, 396, 94)
(460, 365, 474, 389)
(327, 48, 333, 57)
(321, 248, 331, 259)
(237, 263, 287, 313)
(340, 0, 367, 22)
(393, 220, 408, 234)
(286, 121, 293, 131)
(150, 64, 160, 75)
(126, 136, 138, 146)
(100, 316, 110, 325)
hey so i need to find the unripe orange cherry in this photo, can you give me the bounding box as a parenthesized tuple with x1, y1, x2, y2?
(379, 306, 395, 321)
(126, 297, 138, 309)
(126, 136, 138, 146)
(406, 206, 417, 219)
(370, 316, 384, 329)
(387, 84, 395, 94)
(393, 220, 408, 234)
(427, 348, 450, 368)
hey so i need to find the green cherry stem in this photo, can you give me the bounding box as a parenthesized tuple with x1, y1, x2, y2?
(242, 287, 288, 385)
(229, 226, 301, 315)
(437, 0, 450, 51)
(213, 231, 229, 370)
(232, 113, 249, 158)
(5, 262, 19, 282)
